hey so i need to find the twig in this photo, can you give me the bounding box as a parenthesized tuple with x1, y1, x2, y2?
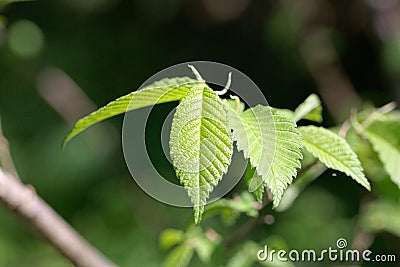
(216, 72, 232, 96)
(338, 120, 351, 138)
(187, 65, 231, 96)
(188, 64, 205, 82)
(0, 118, 19, 178)
(0, 169, 116, 267)
(281, 0, 361, 122)
(0, 123, 116, 267)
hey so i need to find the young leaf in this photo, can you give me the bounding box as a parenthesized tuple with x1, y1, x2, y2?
(244, 163, 265, 203)
(293, 94, 322, 123)
(226, 104, 302, 207)
(159, 229, 185, 250)
(169, 85, 233, 224)
(364, 119, 400, 188)
(204, 191, 258, 225)
(299, 126, 370, 190)
(63, 77, 198, 147)
(163, 243, 194, 267)
(162, 226, 220, 266)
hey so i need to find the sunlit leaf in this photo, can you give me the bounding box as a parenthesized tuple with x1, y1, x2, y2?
(244, 163, 265, 203)
(299, 126, 370, 190)
(293, 94, 322, 123)
(226, 104, 302, 207)
(159, 229, 185, 250)
(170, 85, 233, 224)
(365, 119, 400, 188)
(162, 243, 194, 267)
(204, 191, 258, 225)
(63, 77, 198, 146)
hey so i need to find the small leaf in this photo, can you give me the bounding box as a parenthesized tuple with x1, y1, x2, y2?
(204, 192, 258, 225)
(190, 230, 219, 263)
(244, 162, 264, 202)
(226, 104, 303, 207)
(170, 85, 233, 224)
(163, 243, 194, 267)
(223, 99, 245, 113)
(159, 229, 185, 250)
(299, 126, 370, 190)
(63, 77, 198, 147)
(364, 119, 400, 188)
(293, 94, 322, 123)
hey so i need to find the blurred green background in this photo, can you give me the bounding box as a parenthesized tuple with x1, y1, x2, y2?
(0, 0, 399, 266)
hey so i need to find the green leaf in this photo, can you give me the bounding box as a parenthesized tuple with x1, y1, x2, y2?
(169, 85, 233, 224)
(63, 77, 198, 147)
(159, 229, 185, 250)
(226, 104, 302, 207)
(364, 119, 400, 188)
(190, 230, 219, 263)
(244, 163, 265, 202)
(293, 94, 322, 123)
(299, 126, 370, 190)
(162, 243, 194, 267)
(223, 99, 245, 113)
(203, 191, 258, 225)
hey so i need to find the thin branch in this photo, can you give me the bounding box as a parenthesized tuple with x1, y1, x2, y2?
(216, 72, 232, 96)
(0, 169, 117, 267)
(188, 64, 205, 82)
(338, 120, 351, 138)
(0, 123, 116, 267)
(0, 118, 19, 178)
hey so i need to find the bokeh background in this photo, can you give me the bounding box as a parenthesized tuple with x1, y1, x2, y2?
(0, 0, 399, 266)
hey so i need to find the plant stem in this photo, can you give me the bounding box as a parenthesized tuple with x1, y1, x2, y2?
(0, 118, 19, 178)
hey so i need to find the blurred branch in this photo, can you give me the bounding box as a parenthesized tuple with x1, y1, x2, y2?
(0, 124, 116, 267)
(281, 0, 361, 122)
(369, 0, 400, 103)
(0, 118, 19, 178)
(36, 67, 117, 153)
(36, 68, 97, 124)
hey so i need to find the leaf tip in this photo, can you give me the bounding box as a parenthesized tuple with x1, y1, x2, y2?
(362, 180, 371, 192)
(194, 205, 205, 225)
(61, 131, 75, 149)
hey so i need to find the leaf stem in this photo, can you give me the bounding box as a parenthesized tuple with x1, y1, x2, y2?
(216, 72, 232, 96)
(188, 65, 205, 82)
